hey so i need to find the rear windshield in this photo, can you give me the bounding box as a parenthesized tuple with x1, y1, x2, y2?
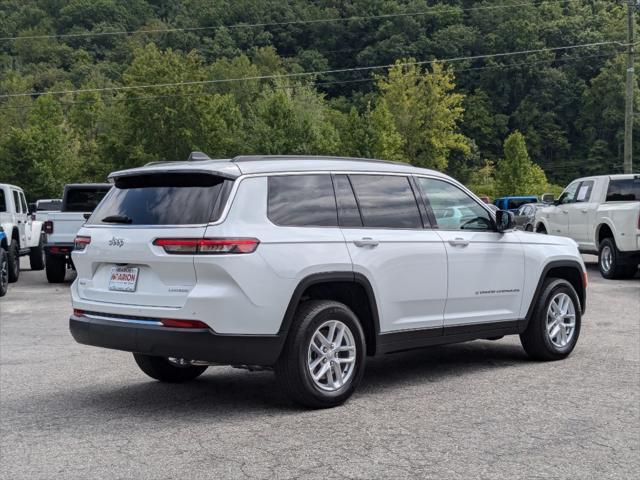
(606, 178, 640, 202)
(64, 187, 111, 212)
(36, 200, 62, 211)
(87, 173, 230, 226)
(507, 198, 537, 210)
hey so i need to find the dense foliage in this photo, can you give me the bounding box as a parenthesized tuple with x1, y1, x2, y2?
(0, 0, 638, 199)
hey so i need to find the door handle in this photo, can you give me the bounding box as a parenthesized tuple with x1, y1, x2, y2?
(353, 237, 379, 248)
(581, 209, 588, 213)
(562, 210, 568, 214)
(448, 237, 469, 247)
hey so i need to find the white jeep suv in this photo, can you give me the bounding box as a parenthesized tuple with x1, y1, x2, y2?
(70, 154, 587, 408)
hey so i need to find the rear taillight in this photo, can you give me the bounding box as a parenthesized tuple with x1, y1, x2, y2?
(637, 212, 640, 230)
(73, 309, 85, 317)
(43, 220, 53, 234)
(153, 238, 259, 255)
(74, 235, 91, 251)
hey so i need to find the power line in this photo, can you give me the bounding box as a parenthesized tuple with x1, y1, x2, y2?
(0, 40, 627, 100)
(0, 1, 570, 42)
(0, 51, 616, 112)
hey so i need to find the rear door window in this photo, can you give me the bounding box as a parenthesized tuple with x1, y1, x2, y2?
(333, 174, 363, 227)
(0, 190, 6, 212)
(348, 175, 422, 229)
(12, 191, 22, 213)
(267, 174, 338, 227)
(88, 174, 230, 225)
(64, 187, 111, 212)
(606, 178, 640, 201)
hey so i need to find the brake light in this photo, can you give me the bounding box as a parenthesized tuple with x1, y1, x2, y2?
(43, 220, 53, 234)
(160, 318, 209, 329)
(73, 309, 85, 317)
(74, 235, 91, 251)
(153, 238, 260, 254)
(637, 212, 640, 230)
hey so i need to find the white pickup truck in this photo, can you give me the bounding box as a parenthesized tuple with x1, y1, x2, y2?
(44, 183, 111, 283)
(535, 174, 640, 279)
(0, 183, 45, 282)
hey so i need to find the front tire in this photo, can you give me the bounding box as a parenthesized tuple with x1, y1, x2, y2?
(7, 239, 19, 283)
(275, 300, 366, 408)
(0, 249, 8, 297)
(45, 253, 66, 283)
(133, 354, 207, 382)
(520, 278, 581, 361)
(29, 235, 45, 271)
(598, 238, 637, 279)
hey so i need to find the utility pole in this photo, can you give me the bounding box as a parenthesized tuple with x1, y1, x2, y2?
(623, 1, 636, 174)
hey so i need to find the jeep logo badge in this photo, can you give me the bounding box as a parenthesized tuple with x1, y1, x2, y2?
(108, 237, 124, 248)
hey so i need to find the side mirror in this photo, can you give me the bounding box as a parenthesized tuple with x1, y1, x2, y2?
(83, 213, 91, 220)
(541, 193, 555, 204)
(495, 210, 515, 232)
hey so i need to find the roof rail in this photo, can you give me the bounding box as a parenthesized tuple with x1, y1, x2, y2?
(187, 151, 211, 162)
(231, 155, 400, 165)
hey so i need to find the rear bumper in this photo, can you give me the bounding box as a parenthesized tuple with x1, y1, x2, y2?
(44, 243, 74, 256)
(69, 314, 285, 366)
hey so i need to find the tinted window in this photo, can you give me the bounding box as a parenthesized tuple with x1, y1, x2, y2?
(606, 178, 640, 202)
(418, 178, 492, 231)
(12, 191, 21, 213)
(349, 175, 422, 229)
(0, 190, 6, 212)
(19, 193, 28, 213)
(88, 174, 228, 225)
(36, 200, 62, 211)
(64, 187, 111, 212)
(508, 198, 536, 210)
(575, 180, 594, 203)
(333, 175, 362, 227)
(268, 175, 338, 227)
(559, 182, 580, 205)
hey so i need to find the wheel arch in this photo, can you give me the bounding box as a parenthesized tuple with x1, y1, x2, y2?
(595, 221, 615, 249)
(279, 272, 381, 356)
(524, 260, 586, 328)
(535, 219, 548, 233)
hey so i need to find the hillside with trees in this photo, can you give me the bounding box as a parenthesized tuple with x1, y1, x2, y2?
(0, 0, 638, 199)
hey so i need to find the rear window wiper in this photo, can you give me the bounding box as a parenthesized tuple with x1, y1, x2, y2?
(101, 215, 133, 224)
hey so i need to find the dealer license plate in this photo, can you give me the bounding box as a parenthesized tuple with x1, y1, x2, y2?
(108, 266, 139, 292)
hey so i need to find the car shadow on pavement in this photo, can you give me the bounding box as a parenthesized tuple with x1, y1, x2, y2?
(15, 341, 531, 422)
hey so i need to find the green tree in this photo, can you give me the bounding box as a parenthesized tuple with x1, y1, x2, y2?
(376, 60, 469, 170)
(247, 83, 340, 155)
(0, 96, 81, 199)
(495, 131, 548, 197)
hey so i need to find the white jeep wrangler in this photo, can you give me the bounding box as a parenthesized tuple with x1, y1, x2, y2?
(0, 183, 45, 282)
(69, 155, 587, 408)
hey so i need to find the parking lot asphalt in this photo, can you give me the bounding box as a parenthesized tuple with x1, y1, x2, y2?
(0, 257, 638, 479)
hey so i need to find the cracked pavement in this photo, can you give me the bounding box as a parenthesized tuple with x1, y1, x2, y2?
(1, 257, 638, 479)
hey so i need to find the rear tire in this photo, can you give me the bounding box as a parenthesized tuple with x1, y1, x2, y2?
(29, 235, 45, 271)
(133, 354, 207, 382)
(0, 248, 8, 297)
(7, 239, 19, 283)
(45, 253, 66, 283)
(275, 300, 366, 409)
(520, 278, 581, 361)
(598, 238, 637, 279)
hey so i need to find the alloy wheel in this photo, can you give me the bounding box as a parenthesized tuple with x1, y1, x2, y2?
(601, 245, 612, 272)
(307, 320, 357, 392)
(546, 292, 576, 348)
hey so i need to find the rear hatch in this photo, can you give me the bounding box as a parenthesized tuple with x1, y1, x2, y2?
(75, 171, 233, 308)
